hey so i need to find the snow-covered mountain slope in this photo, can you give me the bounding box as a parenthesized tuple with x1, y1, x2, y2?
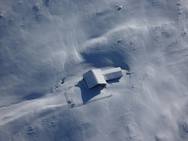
(1, 0, 188, 141)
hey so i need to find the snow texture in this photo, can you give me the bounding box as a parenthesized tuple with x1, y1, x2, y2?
(0, 0, 188, 141)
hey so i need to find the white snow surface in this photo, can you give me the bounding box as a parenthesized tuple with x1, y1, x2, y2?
(0, 0, 188, 141)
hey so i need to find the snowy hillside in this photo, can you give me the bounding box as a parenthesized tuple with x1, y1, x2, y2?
(1, 0, 188, 141)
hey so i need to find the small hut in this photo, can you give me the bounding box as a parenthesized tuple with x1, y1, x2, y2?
(83, 67, 123, 89)
(103, 67, 123, 81)
(83, 69, 107, 88)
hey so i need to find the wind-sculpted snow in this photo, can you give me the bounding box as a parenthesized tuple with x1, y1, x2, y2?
(1, 0, 188, 141)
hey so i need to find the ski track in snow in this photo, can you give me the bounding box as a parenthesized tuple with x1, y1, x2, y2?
(1, 0, 188, 141)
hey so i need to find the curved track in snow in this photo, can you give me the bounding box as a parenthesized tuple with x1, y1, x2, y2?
(1, 0, 188, 141)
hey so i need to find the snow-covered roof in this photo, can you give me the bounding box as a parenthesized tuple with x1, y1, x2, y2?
(83, 67, 123, 89)
(103, 67, 123, 81)
(83, 69, 107, 88)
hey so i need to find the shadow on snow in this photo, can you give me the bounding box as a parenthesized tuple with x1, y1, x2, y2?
(75, 79, 105, 104)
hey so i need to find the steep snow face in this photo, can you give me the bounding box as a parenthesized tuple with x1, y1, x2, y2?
(1, 0, 188, 141)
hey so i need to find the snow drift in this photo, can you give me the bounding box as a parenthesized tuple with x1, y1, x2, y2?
(1, 0, 188, 141)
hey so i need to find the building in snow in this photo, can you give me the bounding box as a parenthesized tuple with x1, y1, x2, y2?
(83, 67, 123, 89)
(83, 69, 107, 88)
(103, 67, 123, 81)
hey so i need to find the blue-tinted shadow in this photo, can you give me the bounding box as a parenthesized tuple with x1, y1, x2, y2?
(106, 77, 121, 84)
(75, 79, 105, 104)
(81, 48, 130, 70)
(23, 92, 44, 100)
